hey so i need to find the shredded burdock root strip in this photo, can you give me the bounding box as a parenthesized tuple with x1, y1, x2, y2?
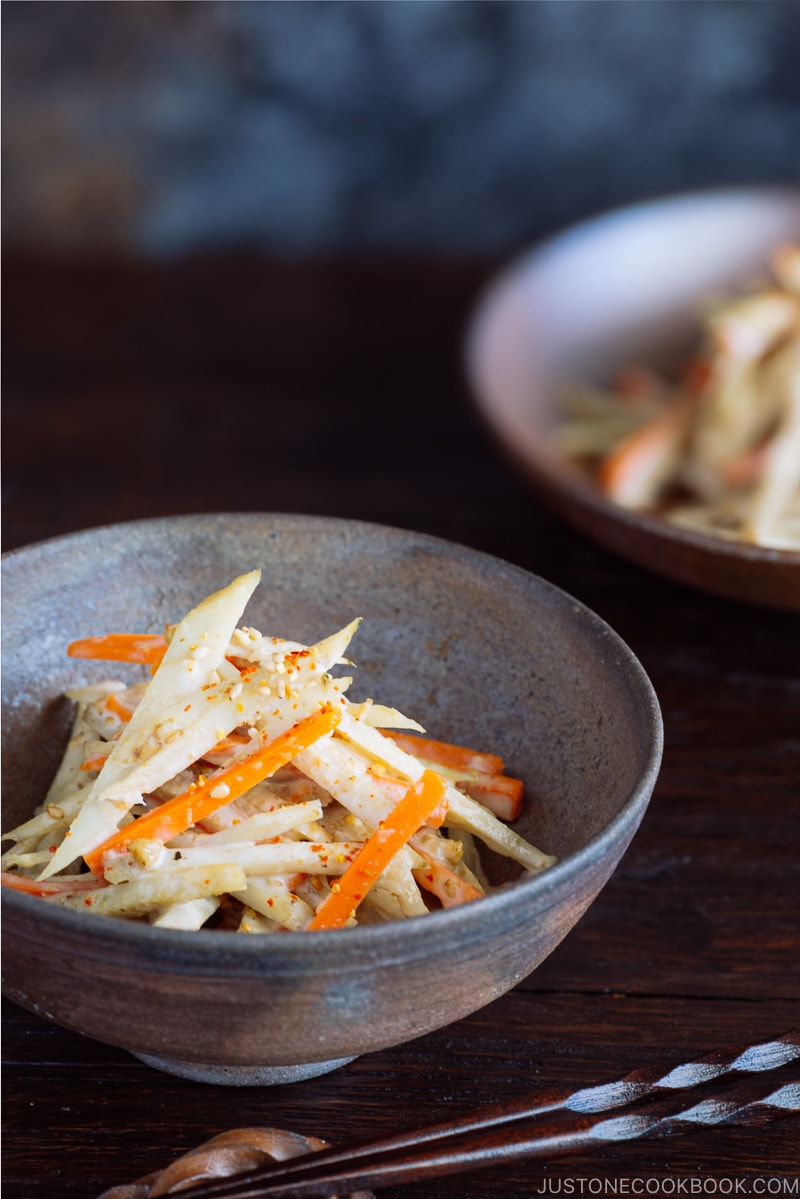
(1, 573, 556, 932)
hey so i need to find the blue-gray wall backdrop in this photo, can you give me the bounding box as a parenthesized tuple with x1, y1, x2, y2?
(3, 0, 799, 257)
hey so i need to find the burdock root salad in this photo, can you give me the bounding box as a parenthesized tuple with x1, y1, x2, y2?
(2, 571, 555, 932)
(555, 243, 800, 549)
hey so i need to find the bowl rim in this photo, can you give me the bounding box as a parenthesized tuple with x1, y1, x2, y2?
(1, 512, 663, 968)
(465, 184, 800, 575)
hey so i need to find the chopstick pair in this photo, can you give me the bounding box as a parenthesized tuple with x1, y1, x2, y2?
(136, 1029, 800, 1198)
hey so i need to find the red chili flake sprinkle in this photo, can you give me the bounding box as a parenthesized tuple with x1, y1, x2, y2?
(49, 845, 57, 854)
(267, 898, 274, 907)
(84, 896, 93, 906)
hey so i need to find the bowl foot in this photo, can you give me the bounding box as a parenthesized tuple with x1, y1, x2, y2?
(132, 1051, 357, 1086)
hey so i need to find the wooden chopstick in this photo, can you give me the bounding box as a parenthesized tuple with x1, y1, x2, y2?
(125, 1030, 800, 1199)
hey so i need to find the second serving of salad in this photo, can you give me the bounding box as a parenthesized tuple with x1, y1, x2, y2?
(554, 243, 800, 550)
(1, 570, 555, 932)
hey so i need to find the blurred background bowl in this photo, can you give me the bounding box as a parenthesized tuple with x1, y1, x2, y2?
(466, 186, 800, 610)
(1, 514, 662, 1085)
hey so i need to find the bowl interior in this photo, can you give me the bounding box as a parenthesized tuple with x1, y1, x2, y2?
(2, 514, 660, 878)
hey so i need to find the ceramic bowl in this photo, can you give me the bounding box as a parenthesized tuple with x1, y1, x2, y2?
(1, 514, 662, 1085)
(466, 186, 800, 610)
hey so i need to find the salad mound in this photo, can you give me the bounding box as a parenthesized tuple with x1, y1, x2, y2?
(2, 571, 555, 932)
(555, 243, 800, 549)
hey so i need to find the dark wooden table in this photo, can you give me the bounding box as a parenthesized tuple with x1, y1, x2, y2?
(3, 253, 799, 1197)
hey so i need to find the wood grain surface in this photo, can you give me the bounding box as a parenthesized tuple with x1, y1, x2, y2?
(3, 254, 799, 1197)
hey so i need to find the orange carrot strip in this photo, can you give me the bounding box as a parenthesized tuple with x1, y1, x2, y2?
(374, 735, 524, 824)
(1, 870, 105, 897)
(67, 633, 168, 666)
(382, 731, 504, 776)
(308, 769, 447, 930)
(366, 769, 448, 827)
(80, 753, 110, 773)
(597, 403, 691, 509)
(411, 855, 484, 909)
(461, 775, 524, 822)
(105, 693, 134, 722)
(84, 704, 341, 876)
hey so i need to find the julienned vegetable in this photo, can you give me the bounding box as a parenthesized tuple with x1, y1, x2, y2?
(554, 242, 800, 550)
(1, 571, 556, 932)
(308, 771, 448, 930)
(82, 704, 343, 876)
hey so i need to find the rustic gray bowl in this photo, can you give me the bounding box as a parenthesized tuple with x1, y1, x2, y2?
(467, 186, 800, 610)
(1, 514, 662, 1085)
